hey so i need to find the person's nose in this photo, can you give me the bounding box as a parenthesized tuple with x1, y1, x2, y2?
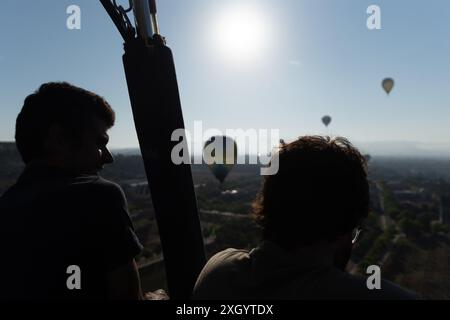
(102, 147, 114, 164)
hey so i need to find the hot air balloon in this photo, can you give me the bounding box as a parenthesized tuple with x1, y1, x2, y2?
(382, 78, 394, 95)
(322, 115, 332, 127)
(203, 136, 237, 184)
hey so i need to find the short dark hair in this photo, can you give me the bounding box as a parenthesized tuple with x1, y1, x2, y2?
(252, 136, 369, 249)
(15, 82, 115, 164)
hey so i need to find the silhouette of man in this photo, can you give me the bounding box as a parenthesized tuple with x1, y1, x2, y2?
(193, 136, 416, 300)
(0, 82, 146, 299)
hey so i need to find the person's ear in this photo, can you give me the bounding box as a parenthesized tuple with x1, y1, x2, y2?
(336, 232, 352, 245)
(44, 124, 67, 156)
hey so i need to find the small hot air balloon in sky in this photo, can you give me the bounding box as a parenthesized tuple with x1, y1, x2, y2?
(322, 115, 332, 127)
(203, 136, 237, 184)
(382, 78, 394, 95)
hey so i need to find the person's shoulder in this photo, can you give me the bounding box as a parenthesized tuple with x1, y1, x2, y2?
(91, 176, 123, 193)
(193, 248, 252, 299)
(197, 248, 252, 280)
(378, 278, 418, 300)
(71, 174, 114, 188)
(71, 175, 125, 199)
(207, 248, 251, 268)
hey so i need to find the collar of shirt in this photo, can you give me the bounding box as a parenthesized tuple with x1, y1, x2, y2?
(17, 163, 93, 185)
(249, 240, 337, 273)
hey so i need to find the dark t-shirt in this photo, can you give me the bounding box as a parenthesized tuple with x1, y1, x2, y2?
(193, 242, 417, 300)
(0, 164, 143, 299)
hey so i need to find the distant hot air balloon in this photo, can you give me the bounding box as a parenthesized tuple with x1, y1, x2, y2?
(322, 115, 332, 127)
(382, 78, 394, 95)
(203, 136, 237, 184)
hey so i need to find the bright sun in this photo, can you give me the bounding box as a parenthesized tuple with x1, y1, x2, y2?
(209, 4, 270, 65)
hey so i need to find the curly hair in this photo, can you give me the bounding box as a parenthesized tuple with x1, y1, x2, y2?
(252, 136, 369, 249)
(15, 82, 115, 164)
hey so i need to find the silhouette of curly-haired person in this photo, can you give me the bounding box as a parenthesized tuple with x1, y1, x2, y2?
(193, 136, 416, 300)
(0, 82, 147, 299)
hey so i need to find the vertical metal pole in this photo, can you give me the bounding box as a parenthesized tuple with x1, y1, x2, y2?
(122, 35, 206, 302)
(100, 0, 206, 299)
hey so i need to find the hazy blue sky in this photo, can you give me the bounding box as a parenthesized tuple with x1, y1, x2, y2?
(1, 0, 450, 156)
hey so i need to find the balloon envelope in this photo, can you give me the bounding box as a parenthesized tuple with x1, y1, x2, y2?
(382, 78, 394, 94)
(322, 115, 332, 127)
(203, 136, 237, 183)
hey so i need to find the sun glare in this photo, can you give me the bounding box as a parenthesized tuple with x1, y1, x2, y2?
(209, 4, 270, 66)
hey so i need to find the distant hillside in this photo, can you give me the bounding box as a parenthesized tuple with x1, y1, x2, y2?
(111, 148, 142, 156)
(356, 141, 450, 158)
(0, 142, 22, 169)
(0, 141, 17, 153)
